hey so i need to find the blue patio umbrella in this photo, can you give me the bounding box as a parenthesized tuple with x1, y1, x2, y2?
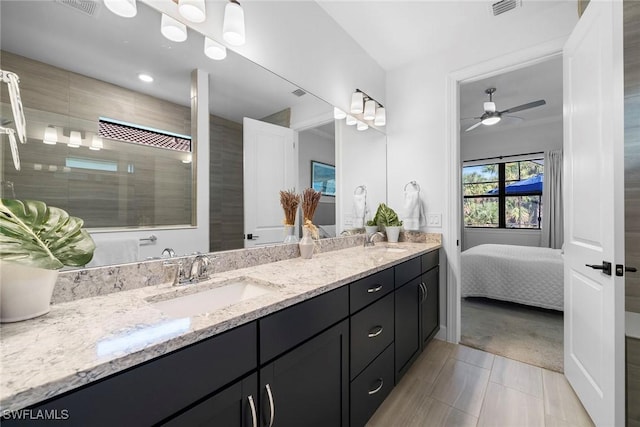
(487, 173, 543, 195)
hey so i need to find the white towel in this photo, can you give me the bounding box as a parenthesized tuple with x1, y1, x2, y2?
(353, 188, 367, 228)
(403, 184, 424, 231)
(86, 238, 140, 267)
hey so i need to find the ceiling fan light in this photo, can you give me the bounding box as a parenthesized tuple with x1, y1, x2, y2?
(178, 0, 206, 23)
(350, 91, 364, 114)
(481, 116, 501, 126)
(356, 121, 368, 131)
(363, 99, 376, 120)
(204, 37, 227, 60)
(223, 0, 246, 46)
(345, 115, 357, 126)
(104, 0, 137, 18)
(43, 126, 58, 145)
(483, 101, 496, 113)
(161, 13, 187, 42)
(374, 107, 386, 126)
(68, 131, 82, 148)
(333, 107, 347, 120)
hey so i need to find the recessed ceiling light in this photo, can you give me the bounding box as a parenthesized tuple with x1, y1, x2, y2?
(138, 73, 154, 83)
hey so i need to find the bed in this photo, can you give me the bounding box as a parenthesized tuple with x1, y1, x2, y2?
(461, 244, 564, 311)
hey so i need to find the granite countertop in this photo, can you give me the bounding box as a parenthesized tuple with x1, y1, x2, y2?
(0, 241, 440, 412)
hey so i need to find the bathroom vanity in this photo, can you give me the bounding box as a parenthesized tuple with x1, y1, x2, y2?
(0, 239, 440, 426)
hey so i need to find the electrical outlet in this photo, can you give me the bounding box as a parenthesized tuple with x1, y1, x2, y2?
(427, 213, 442, 227)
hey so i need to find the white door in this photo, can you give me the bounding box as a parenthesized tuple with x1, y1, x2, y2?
(243, 117, 296, 248)
(563, 1, 625, 425)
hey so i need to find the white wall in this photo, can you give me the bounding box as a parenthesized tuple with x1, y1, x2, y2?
(298, 127, 336, 227)
(385, 5, 577, 332)
(336, 121, 387, 233)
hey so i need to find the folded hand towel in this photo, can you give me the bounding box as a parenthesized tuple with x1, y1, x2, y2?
(403, 183, 424, 231)
(353, 186, 367, 228)
(86, 238, 140, 267)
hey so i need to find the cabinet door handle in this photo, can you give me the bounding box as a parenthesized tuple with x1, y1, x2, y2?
(367, 285, 383, 293)
(247, 395, 258, 427)
(368, 378, 384, 395)
(368, 326, 383, 338)
(420, 282, 428, 303)
(264, 384, 275, 427)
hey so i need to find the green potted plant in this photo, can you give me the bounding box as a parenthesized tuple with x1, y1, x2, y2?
(373, 203, 403, 243)
(0, 199, 96, 322)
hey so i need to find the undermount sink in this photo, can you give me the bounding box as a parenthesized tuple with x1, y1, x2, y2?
(148, 277, 276, 318)
(368, 246, 408, 254)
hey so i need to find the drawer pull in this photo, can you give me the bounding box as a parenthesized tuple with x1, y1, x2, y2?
(367, 285, 383, 293)
(264, 384, 275, 427)
(248, 395, 258, 427)
(368, 326, 383, 338)
(368, 378, 384, 395)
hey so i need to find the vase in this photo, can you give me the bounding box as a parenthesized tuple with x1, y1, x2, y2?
(0, 261, 58, 323)
(384, 226, 401, 243)
(283, 225, 299, 243)
(299, 226, 315, 259)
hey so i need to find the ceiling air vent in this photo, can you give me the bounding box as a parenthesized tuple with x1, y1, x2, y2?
(491, 0, 521, 16)
(291, 89, 307, 97)
(55, 0, 100, 17)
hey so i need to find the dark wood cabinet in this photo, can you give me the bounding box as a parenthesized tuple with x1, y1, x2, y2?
(394, 276, 422, 382)
(350, 344, 395, 427)
(420, 266, 440, 346)
(259, 320, 349, 427)
(162, 373, 258, 427)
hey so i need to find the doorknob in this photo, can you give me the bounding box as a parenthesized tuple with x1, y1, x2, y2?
(585, 261, 612, 276)
(246, 234, 260, 240)
(615, 264, 637, 276)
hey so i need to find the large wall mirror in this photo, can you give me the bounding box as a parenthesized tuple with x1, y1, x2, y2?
(0, 0, 387, 267)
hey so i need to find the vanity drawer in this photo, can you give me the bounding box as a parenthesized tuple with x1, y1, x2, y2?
(350, 292, 394, 379)
(350, 267, 394, 314)
(421, 249, 439, 273)
(394, 256, 421, 287)
(350, 343, 395, 427)
(260, 286, 348, 364)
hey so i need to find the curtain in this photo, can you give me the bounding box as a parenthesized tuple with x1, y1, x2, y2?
(541, 150, 563, 249)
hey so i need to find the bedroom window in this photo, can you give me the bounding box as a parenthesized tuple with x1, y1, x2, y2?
(463, 159, 543, 229)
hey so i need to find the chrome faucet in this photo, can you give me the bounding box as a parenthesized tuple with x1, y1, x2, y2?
(189, 254, 210, 283)
(364, 231, 385, 247)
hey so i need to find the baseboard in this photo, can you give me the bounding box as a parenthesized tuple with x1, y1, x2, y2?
(435, 325, 447, 341)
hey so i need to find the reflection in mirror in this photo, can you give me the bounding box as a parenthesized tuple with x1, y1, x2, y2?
(0, 0, 386, 267)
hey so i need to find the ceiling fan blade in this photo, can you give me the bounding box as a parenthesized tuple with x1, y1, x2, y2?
(500, 99, 546, 114)
(464, 121, 483, 132)
(461, 116, 482, 121)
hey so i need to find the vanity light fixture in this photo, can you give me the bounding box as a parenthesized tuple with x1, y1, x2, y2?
(333, 107, 347, 120)
(43, 126, 58, 145)
(363, 99, 376, 121)
(90, 135, 104, 151)
(350, 90, 364, 114)
(161, 13, 187, 42)
(103, 0, 137, 18)
(356, 121, 369, 131)
(138, 73, 154, 83)
(182, 154, 193, 164)
(223, 0, 246, 46)
(345, 115, 357, 126)
(204, 37, 227, 60)
(178, 0, 206, 23)
(374, 107, 386, 126)
(68, 131, 82, 148)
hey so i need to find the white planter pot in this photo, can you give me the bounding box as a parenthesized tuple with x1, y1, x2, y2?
(364, 225, 379, 235)
(0, 262, 58, 323)
(384, 226, 401, 243)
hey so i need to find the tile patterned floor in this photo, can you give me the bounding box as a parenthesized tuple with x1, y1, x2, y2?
(367, 340, 594, 427)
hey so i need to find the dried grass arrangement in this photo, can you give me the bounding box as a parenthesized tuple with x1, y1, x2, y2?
(301, 188, 322, 239)
(279, 189, 300, 226)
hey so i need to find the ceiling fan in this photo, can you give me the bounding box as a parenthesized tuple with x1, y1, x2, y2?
(464, 88, 546, 132)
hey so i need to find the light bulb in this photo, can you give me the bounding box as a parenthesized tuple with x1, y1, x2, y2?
(68, 131, 82, 148)
(104, 0, 137, 18)
(481, 116, 501, 126)
(204, 37, 227, 60)
(350, 91, 363, 114)
(223, 1, 245, 46)
(356, 121, 368, 131)
(363, 99, 376, 120)
(161, 13, 187, 42)
(333, 107, 346, 120)
(374, 107, 386, 126)
(43, 126, 58, 145)
(178, 0, 206, 23)
(345, 115, 357, 126)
